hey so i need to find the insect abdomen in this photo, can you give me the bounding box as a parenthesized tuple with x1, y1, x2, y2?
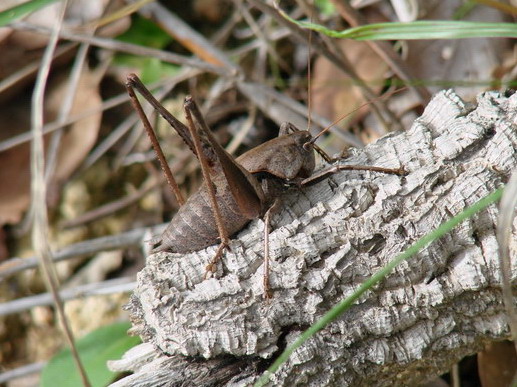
(152, 175, 251, 253)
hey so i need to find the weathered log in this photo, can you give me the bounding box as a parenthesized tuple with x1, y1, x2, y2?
(110, 90, 517, 386)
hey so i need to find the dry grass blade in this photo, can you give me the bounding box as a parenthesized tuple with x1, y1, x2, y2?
(44, 43, 91, 182)
(29, 0, 90, 385)
(86, 0, 154, 29)
(496, 169, 517, 356)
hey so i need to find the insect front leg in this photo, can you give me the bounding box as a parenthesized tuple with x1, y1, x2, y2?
(125, 76, 185, 205)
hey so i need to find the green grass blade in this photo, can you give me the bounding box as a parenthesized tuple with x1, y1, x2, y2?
(279, 7, 517, 40)
(0, 0, 61, 27)
(254, 187, 504, 387)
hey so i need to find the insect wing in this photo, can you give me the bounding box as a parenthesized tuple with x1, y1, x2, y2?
(185, 97, 265, 219)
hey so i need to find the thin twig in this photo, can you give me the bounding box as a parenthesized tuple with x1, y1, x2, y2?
(0, 89, 131, 152)
(228, 26, 291, 58)
(0, 277, 135, 317)
(249, 0, 400, 131)
(0, 362, 46, 384)
(237, 81, 364, 147)
(0, 69, 200, 155)
(238, 1, 290, 71)
(0, 43, 77, 95)
(10, 21, 228, 76)
(0, 225, 164, 280)
(60, 177, 161, 229)
(140, 2, 237, 69)
(226, 107, 257, 154)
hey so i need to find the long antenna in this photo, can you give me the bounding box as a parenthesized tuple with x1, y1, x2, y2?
(306, 10, 313, 132)
(309, 87, 408, 144)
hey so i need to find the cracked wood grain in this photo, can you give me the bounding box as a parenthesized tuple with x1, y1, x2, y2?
(110, 90, 517, 386)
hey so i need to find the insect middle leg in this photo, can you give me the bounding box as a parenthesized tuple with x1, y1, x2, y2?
(301, 164, 407, 186)
(262, 199, 281, 299)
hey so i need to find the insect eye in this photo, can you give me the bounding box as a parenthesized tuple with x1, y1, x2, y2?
(303, 142, 312, 151)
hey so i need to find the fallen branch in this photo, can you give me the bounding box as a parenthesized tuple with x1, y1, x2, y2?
(111, 90, 517, 386)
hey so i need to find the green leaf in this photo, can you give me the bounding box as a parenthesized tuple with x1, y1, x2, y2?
(254, 187, 504, 387)
(314, 0, 335, 16)
(116, 15, 172, 49)
(41, 321, 140, 387)
(113, 15, 178, 82)
(0, 0, 61, 27)
(113, 54, 179, 83)
(140, 57, 179, 84)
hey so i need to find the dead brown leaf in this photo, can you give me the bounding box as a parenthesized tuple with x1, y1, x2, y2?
(47, 69, 103, 186)
(478, 341, 517, 387)
(0, 68, 102, 224)
(311, 39, 389, 143)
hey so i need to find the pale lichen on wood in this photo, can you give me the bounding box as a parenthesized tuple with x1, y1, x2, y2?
(110, 90, 517, 386)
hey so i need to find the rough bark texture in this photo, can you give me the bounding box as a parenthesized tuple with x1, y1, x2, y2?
(110, 90, 517, 386)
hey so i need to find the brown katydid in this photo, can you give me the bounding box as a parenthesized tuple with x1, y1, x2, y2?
(125, 73, 405, 298)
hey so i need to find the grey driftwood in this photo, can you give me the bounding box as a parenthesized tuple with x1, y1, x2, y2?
(109, 90, 517, 386)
